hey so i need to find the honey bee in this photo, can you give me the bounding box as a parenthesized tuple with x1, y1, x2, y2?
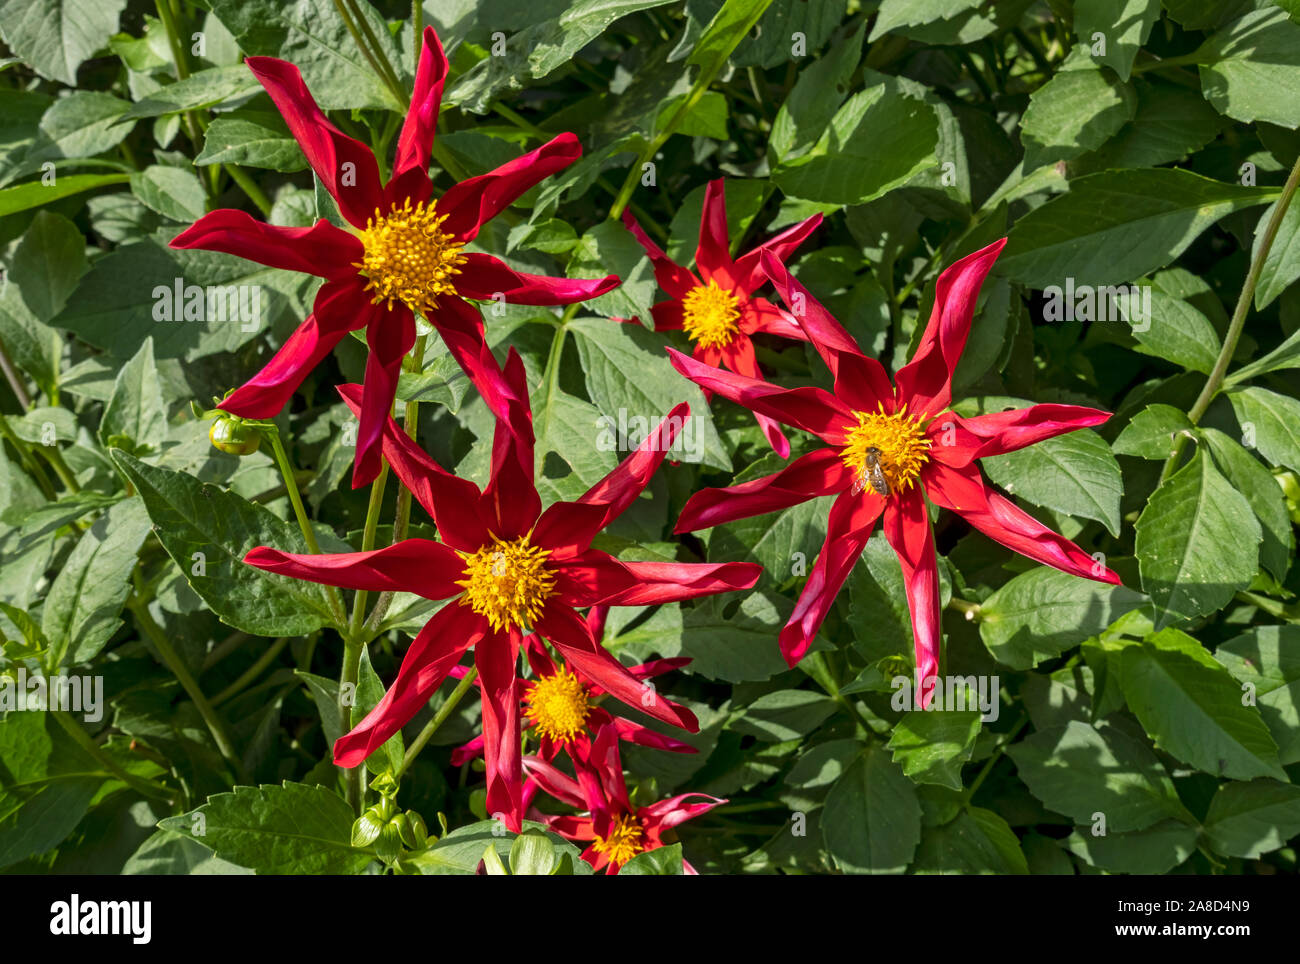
(852, 446, 891, 497)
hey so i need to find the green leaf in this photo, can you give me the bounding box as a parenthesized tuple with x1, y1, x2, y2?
(686, 0, 776, 78)
(1216, 625, 1300, 765)
(533, 388, 618, 505)
(1007, 720, 1192, 831)
(1203, 779, 1300, 858)
(1227, 386, 1300, 474)
(194, 109, 306, 172)
(1020, 61, 1137, 169)
(618, 843, 684, 875)
(100, 337, 167, 451)
(122, 829, 253, 874)
(1117, 635, 1286, 781)
(41, 497, 151, 666)
(1074, 0, 1162, 80)
(120, 66, 263, 120)
(1064, 820, 1199, 873)
(0, 173, 130, 218)
(355, 646, 403, 778)
(886, 710, 981, 790)
(1201, 427, 1294, 582)
(110, 451, 333, 637)
(771, 71, 940, 206)
(157, 782, 371, 874)
(130, 165, 207, 222)
(822, 744, 922, 874)
(0, 711, 105, 869)
(979, 568, 1145, 671)
(569, 317, 729, 471)
(674, 591, 801, 682)
(729, 690, 837, 742)
(1000, 169, 1277, 288)
(912, 807, 1029, 874)
(0, 0, 126, 85)
(769, 26, 863, 162)
(980, 428, 1122, 536)
(1196, 8, 1300, 129)
(868, 0, 984, 39)
(708, 496, 830, 589)
(1253, 196, 1300, 309)
(1135, 449, 1261, 628)
(1112, 404, 1193, 459)
(1129, 275, 1222, 374)
(405, 819, 592, 875)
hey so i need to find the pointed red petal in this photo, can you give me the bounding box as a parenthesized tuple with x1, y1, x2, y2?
(244, 538, 463, 598)
(695, 178, 737, 288)
(675, 447, 849, 533)
(481, 350, 540, 539)
(933, 403, 1112, 467)
(621, 210, 699, 300)
(170, 210, 359, 278)
(880, 486, 941, 707)
(392, 26, 448, 182)
(456, 252, 618, 305)
(427, 295, 516, 424)
(732, 213, 823, 292)
(352, 306, 416, 488)
(477, 629, 524, 833)
(244, 56, 382, 227)
(894, 238, 1006, 418)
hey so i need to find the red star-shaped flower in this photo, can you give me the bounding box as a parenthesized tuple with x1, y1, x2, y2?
(526, 724, 723, 874)
(666, 239, 1121, 702)
(242, 352, 757, 830)
(622, 178, 821, 457)
(172, 26, 617, 487)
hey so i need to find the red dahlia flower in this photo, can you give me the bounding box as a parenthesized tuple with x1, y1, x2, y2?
(242, 352, 757, 830)
(666, 239, 1121, 702)
(171, 26, 617, 487)
(526, 724, 723, 874)
(622, 178, 822, 458)
(449, 606, 696, 767)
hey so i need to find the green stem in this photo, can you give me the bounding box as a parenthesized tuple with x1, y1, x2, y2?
(39, 445, 80, 493)
(348, 462, 389, 641)
(397, 667, 478, 778)
(51, 711, 175, 804)
(0, 337, 32, 408)
(266, 427, 348, 626)
(962, 713, 1028, 806)
(0, 415, 56, 499)
(412, 0, 423, 75)
(129, 589, 244, 780)
(334, 0, 406, 107)
(225, 164, 273, 216)
(340, 638, 365, 812)
(1158, 152, 1300, 484)
(211, 636, 290, 706)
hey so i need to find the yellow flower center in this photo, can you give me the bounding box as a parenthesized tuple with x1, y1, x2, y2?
(840, 404, 930, 495)
(681, 281, 741, 348)
(456, 534, 556, 633)
(355, 197, 467, 314)
(525, 667, 591, 743)
(592, 813, 645, 867)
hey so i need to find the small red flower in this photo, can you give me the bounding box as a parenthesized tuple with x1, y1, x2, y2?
(171, 26, 617, 487)
(622, 178, 822, 457)
(449, 606, 697, 767)
(527, 724, 724, 874)
(666, 239, 1121, 702)
(242, 352, 758, 830)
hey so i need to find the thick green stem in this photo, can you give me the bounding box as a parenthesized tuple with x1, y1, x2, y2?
(225, 164, 273, 216)
(1158, 153, 1300, 483)
(340, 638, 365, 811)
(397, 667, 478, 778)
(52, 710, 175, 804)
(0, 337, 32, 408)
(267, 427, 348, 626)
(129, 590, 244, 780)
(412, 0, 423, 75)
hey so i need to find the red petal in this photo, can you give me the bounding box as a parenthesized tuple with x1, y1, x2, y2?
(337, 383, 489, 552)
(456, 252, 618, 305)
(550, 551, 638, 607)
(439, 132, 582, 242)
(352, 305, 416, 488)
(333, 603, 481, 767)
(741, 298, 803, 340)
(537, 604, 699, 733)
(881, 486, 941, 707)
(732, 213, 822, 292)
(477, 628, 524, 833)
(450, 733, 485, 765)
(933, 403, 1112, 468)
(244, 56, 382, 228)
(695, 178, 738, 289)
(725, 335, 791, 457)
(675, 447, 849, 532)
(427, 295, 516, 423)
(894, 238, 1006, 418)
(392, 26, 448, 183)
(593, 559, 762, 606)
(534, 402, 692, 552)
(779, 489, 884, 665)
(481, 350, 540, 539)
(667, 347, 853, 442)
(170, 210, 359, 278)
(924, 460, 1121, 584)
(621, 210, 698, 300)
(760, 250, 894, 411)
(521, 755, 587, 809)
(219, 280, 376, 420)
(650, 300, 687, 331)
(244, 538, 463, 598)
(612, 718, 696, 755)
(641, 792, 726, 830)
